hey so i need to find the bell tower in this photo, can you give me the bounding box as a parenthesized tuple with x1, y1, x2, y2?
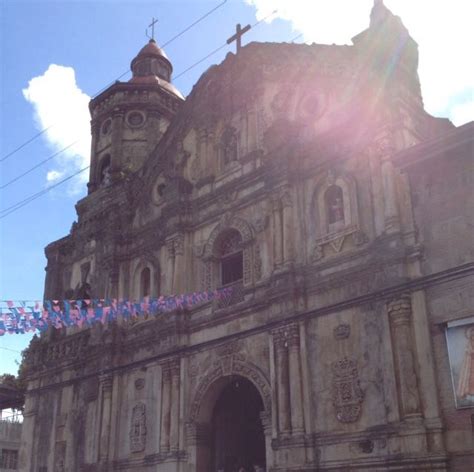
(87, 38, 184, 193)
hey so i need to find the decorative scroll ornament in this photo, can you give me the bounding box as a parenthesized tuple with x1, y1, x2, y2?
(332, 357, 364, 423)
(130, 402, 147, 452)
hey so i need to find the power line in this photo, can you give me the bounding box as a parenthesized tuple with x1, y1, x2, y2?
(174, 43, 229, 80)
(162, 0, 228, 48)
(0, 166, 90, 219)
(0, 141, 79, 190)
(0, 9, 279, 215)
(0, 126, 52, 163)
(174, 9, 278, 80)
(0, 347, 22, 354)
(1, 0, 230, 162)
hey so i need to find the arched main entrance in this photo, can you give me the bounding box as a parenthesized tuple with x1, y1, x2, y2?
(189, 366, 271, 472)
(212, 377, 265, 471)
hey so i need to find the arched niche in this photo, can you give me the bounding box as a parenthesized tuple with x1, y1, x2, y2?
(312, 170, 359, 239)
(130, 256, 161, 299)
(218, 126, 239, 171)
(97, 153, 111, 187)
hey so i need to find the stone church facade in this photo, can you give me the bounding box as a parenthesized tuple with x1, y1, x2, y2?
(19, 2, 473, 471)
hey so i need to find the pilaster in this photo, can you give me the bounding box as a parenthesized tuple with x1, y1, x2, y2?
(98, 373, 113, 462)
(387, 295, 422, 419)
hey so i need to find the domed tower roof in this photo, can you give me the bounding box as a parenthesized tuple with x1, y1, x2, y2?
(131, 39, 172, 74)
(129, 39, 183, 98)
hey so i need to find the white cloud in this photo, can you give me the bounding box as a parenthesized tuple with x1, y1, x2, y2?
(246, 0, 474, 125)
(450, 100, 474, 127)
(22, 64, 91, 193)
(46, 170, 64, 182)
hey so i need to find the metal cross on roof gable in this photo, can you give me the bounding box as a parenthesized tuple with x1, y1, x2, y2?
(227, 23, 251, 54)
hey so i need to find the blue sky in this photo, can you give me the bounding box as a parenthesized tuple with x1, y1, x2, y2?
(0, 0, 472, 376)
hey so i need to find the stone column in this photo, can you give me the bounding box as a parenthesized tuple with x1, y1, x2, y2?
(110, 109, 124, 179)
(170, 360, 181, 452)
(109, 265, 119, 299)
(98, 374, 113, 462)
(260, 411, 274, 469)
(173, 235, 185, 295)
(186, 421, 212, 471)
(247, 106, 258, 154)
(166, 240, 175, 294)
(287, 324, 304, 434)
(160, 365, 172, 452)
(281, 192, 294, 265)
(387, 295, 421, 419)
(273, 329, 291, 434)
(272, 197, 283, 268)
(377, 135, 400, 233)
(88, 123, 100, 193)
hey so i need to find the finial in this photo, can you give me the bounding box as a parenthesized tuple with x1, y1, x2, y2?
(146, 17, 158, 41)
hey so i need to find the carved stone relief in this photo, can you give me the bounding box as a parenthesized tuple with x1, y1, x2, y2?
(130, 402, 147, 452)
(333, 323, 351, 340)
(134, 378, 145, 390)
(332, 357, 364, 423)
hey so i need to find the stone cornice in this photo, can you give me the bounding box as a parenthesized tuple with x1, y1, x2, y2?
(23, 261, 474, 391)
(393, 121, 473, 169)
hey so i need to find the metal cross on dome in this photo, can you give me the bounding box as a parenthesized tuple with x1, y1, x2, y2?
(227, 23, 251, 54)
(147, 17, 159, 40)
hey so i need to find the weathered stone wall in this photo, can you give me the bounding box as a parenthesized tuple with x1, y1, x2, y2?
(22, 5, 474, 471)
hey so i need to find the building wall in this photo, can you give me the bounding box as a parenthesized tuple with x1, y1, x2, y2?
(19, 6, 474, 471)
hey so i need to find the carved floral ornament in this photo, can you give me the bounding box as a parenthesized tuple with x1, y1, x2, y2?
(332, 357, 364, 423)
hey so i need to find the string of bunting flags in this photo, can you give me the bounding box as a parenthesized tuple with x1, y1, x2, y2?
(0, 288, 233, 336)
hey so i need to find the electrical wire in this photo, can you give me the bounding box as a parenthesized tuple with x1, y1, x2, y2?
(1, 0, 230, 162)
(0, 347, 22, 354)
(0, 141, 79, 190)
(0, 8, 279, 218)
(174, 9, 278, 80)
(0, 126, 52, 163)
(0, 166, 90, 219)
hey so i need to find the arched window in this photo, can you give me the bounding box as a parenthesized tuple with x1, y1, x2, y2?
(140, 267, 151, 298)
(325, 185, 345, 231)
(99, 154, 111, 187)
(219, 230, 243, 286)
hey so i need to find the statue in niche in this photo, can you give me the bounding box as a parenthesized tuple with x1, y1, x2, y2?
(457, 326, 474, 398)
(75, 262, 92, 300)
(99, 155, 112, 187)
(325, 185, 345, 232)
(221, 127, 238, 166)
(130, 402, 147, 452)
